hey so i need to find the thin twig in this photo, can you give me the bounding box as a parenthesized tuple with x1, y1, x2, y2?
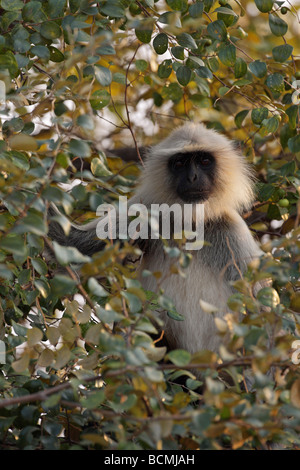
(124, 45, 145, 167)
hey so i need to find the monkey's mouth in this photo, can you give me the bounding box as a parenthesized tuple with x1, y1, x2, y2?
(179, 191, 209, 203)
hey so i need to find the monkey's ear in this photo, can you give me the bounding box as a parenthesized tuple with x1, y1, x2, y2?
(231, 140, 242, 152)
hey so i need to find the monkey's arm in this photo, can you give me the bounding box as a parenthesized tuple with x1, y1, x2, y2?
(47, 205, 151, 258)
(202, 213, 262, 283)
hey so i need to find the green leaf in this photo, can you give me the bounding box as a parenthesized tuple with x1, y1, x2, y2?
(3, 117, 24, 134)
(161, 82, 183, 103)
(144, 367, 164, 382)
(135, 59, 148, 71)
(195, 66, 213, 79)
(34, 278, 50, 298)
(216, 5, 237, 26)
(90, 90, 110, 110)
(219, 86, 230, 96)
(288, 134, 300, 154)
(22, 1, 47, 22)
(122, 291, 142, 313)
(234, 109, 249, 128)
(158, 59, 172, 79)
(153, 33, 168, 55)
(218, 44, 236, 66)
(193, 411, 212, 432)
(0, 234, 27, 257)
(272, 44, 293, 63)
(31, 258, 48, 276)
(266, 73, 284, 93)
(257, 183, 275, 201)
(187, 56, 204, 68)
(40, 21, 62, 40)
(158, 295, 184, 320)
(1, 0, 23, 10)
(135, 28, 153, 44)
(100, 1, 125, 17)
(248, 60, 267, 78)
(286, 105, 298, 129)
(170, 47, 184, 61)
(0, 51, 19, 77)
(254, 0, 273, 13)
(112, 73, 125, 85)
(88, 277, 109, 298)
(251, 107, 269, 125)
(94, 65, 112, 86)
(53, 241, 91, 265)
(189, 1, 204, 17)
(207, 20, 227, 40)
(11, 151, 30, 171)
(49, 46, 64, 62)
(257, 287, 280, 308)
(260, 116, 280, 135)
(234, 57, 247, 78)
(208, 57, 219, 72)
(214, 6, 238, 16)
(31, 45, 50, 61)
(80, 390, 105, 409)
(176, 32, 197, 49)
(158, 11, 182, 27)
(167, 349, 191, 366)
(269, 14, 288, 36)
(48, 0, 66, 18)
(280, 123, 296, 149)
(235, 77, 252, 87)
(12, 26, 30, 53)
(69, 139, 91, 158)
(15, 211, 47, 236)
(176, 65, 192, 86)
(77, 114, 94, 130)
(166, 0, 187, 10)
(96, 44, 116, 55)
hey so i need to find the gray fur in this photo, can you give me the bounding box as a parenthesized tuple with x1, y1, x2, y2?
(47, 123, 262, 355)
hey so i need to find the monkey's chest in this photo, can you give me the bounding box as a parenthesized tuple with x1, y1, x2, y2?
(138, 249, 233, 353)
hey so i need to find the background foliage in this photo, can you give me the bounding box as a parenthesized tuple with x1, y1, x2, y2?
(0, 0, 300, 450)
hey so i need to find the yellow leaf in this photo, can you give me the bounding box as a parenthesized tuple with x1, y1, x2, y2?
(12, 352, 30, 373)
(291, 379, 300, 408)
(46, 327, 60, 346)
(38, 348, 55, 367)
(27, 327, 43, 347)
(8, 134, 38, 151)
(54, 346, 71, 369)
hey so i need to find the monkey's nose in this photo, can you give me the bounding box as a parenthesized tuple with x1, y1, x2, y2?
(187, 170, 198, 183)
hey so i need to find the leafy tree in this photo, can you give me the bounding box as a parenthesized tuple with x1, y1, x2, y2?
(0, 0, 300, 450)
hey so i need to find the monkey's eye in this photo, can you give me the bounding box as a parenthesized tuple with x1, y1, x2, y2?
(172, 159, 184, 170)
(199, 156, 212, 167)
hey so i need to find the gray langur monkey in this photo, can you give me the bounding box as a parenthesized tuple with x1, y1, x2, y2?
(48, 123, 262, 354)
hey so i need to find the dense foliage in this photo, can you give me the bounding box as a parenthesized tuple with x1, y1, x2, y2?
(0, 0, 299, 450)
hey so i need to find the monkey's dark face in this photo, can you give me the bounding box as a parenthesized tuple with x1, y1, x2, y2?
(168, 151, 216, 203)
